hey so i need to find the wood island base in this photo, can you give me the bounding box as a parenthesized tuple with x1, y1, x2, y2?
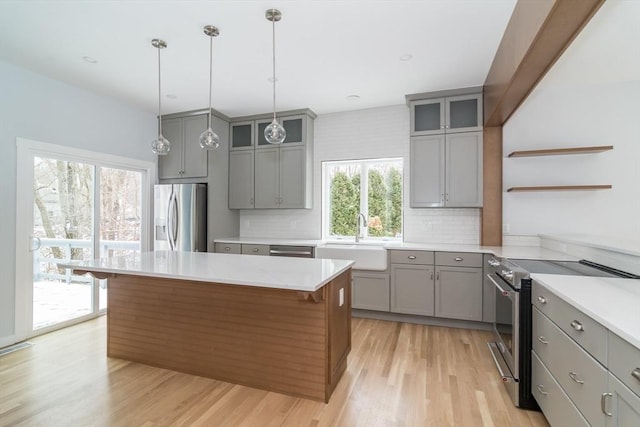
(102, 269, 352, 402)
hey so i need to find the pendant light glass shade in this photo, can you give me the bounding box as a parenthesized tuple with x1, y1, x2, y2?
(199, 25, 220, 150)
(265, 8, 286, 144)
(151, 39, 171, 156)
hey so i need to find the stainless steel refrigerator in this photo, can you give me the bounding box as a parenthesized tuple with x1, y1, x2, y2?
(154, 183, 207, 251)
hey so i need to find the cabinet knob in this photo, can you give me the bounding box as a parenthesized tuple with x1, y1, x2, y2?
(252, 248, 259, 253)
(408, 255, 416, 260)
(537, 336, 549, 345)
(454, 257, 463, 262)
(631, 368, 640, 382)
(536, 385, 548, 396)
(570, 320, 584, 332)
(537, 296, 547, 304)
(224, 247, 231, 252)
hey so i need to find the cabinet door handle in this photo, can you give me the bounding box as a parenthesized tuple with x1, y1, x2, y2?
(601, 393, 613, 416)
(568, 371, 584, 384)
(570, 320, 584, 332)
(436, 272, 440, 281)
(408, 255, 416, 260)
(632, 368, 640, 382)
(537, 296, 547, 304)
(537, 336, 549, 345)
(252, 248, 259, 253)
(536, 385, 548, 396)
(224, 246, 231, 252)
(454, 257, 463, 262)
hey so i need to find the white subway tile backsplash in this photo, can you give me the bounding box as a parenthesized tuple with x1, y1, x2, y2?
(239, 104, 480, 245)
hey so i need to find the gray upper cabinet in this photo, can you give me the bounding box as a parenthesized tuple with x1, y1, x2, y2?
(410, 93, 482, 137)
(228, 150, 254, 209)
(229, 110, 315, 210)
(230, 121, 254, 150)
(410, 131, 483, 207)
(158, 114, 208, 180)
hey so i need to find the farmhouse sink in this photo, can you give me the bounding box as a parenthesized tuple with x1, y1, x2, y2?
(315, 243, 388, 271)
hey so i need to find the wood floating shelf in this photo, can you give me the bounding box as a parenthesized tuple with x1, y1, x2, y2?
(507, 145, 613, 158)
(507, 185, 612, 192)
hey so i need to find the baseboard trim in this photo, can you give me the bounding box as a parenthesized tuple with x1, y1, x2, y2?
(352, 309, 492, 331)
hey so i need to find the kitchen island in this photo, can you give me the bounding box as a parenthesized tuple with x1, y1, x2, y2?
(63, 251, 354, 402)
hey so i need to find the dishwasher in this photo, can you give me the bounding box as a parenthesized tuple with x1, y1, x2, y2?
(268, 245, 315, 258)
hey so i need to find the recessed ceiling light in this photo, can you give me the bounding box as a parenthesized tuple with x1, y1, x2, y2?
(346, 95, 360, 101)
(166, 94, 177, 99)
(82, 56, 98, 64)
(399, 54, 413, 61)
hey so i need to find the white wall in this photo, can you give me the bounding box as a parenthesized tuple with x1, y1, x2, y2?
(239, 105, 480, 244)
(0, 61, 156, 343)
(502, 0, 640, 242)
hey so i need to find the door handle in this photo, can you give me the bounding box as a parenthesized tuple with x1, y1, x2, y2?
(537, 336, 549, 345)
(454, 257, 463, 262)
(570, 320, 584, 332)
(601, 393, 612, 416)
(569, 371, 584, 384)
(408, 255, 416, 260)
(536, 385, 548, 396)
(632, 368, 640, 382)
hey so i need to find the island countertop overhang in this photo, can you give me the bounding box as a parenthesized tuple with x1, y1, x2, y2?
(60, 250, 354, 292)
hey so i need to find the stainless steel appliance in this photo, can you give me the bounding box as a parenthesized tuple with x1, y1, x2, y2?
(154, 184, 207, 252)
(269, 245, 315, 258)
(486, 257, 639, 409)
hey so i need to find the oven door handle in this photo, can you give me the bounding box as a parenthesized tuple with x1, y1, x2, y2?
(487, 273, 514, 298)
(487, 342, 515, 383)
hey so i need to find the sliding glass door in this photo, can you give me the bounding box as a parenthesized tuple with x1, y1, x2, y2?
(16, 138, 153, 338)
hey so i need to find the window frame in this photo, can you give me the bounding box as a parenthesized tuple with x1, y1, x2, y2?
(322, 157, 403, 243)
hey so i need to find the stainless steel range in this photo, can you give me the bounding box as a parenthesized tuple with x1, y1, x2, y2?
(485, 257, 639, 409)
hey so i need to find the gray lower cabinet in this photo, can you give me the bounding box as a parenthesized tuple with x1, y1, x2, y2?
(390, 264, 434, 316)
(159, 114, 209, 180)
(482, 254, 496, 323)
(214, 242, 241, 254)
(352, 271, 390, 311)
(229, 150, 254, 209)
(607, 372, 640, 427)
(409, 131, 482, 207)
(241, 244, 270, 256)
(435, 265, 483, 321)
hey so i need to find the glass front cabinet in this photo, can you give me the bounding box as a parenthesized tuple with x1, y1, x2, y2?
(410, 93, 482, 136)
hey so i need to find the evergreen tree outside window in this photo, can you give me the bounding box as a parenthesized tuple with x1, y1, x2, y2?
(323, 158, 403, 241)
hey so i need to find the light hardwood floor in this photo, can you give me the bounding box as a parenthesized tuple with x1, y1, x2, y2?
(0, 316, 549, 427)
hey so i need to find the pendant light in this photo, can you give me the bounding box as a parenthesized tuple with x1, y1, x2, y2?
(264, 8, 286, 144)
(199, 25, 220, 150)
(151, 39, 171, 156)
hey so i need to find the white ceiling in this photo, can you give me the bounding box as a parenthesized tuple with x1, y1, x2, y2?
(0, 0, 517, 117)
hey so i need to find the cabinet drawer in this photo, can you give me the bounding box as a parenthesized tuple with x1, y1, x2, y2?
(608, 332, 640, 397)
(532, 308, 608, 427)
(435, 251, 482, 268)
(389, 250, 434, 265)
(533, 282, 607, 365)
(241, 244, 270, 256)
(214, 243, 241, 254)
(531, 351, 590, 427)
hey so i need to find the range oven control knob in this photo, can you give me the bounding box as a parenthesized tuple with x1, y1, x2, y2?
(488, 259, 500, 267)
(501, 270, 514, 280)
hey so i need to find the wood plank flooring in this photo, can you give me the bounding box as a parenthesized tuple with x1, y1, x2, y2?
(0, 316, 549, 427)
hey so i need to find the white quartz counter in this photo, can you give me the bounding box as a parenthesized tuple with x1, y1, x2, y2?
(61, 251, 354, 292)
(531, 273, 640, 350)
(214, 238, 577, 261)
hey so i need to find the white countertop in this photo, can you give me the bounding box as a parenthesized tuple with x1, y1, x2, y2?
(214, 238, 577, 261)
(540, 234, 640, 257)
(531, 274, 640, 350)
(214, 237, 323, 246)
(61, 251, 354, 292)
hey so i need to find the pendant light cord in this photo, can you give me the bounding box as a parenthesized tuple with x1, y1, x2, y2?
(207, 34, 213, 129)
(272, 15, 277, 122)
(157, 45, 163, 137)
